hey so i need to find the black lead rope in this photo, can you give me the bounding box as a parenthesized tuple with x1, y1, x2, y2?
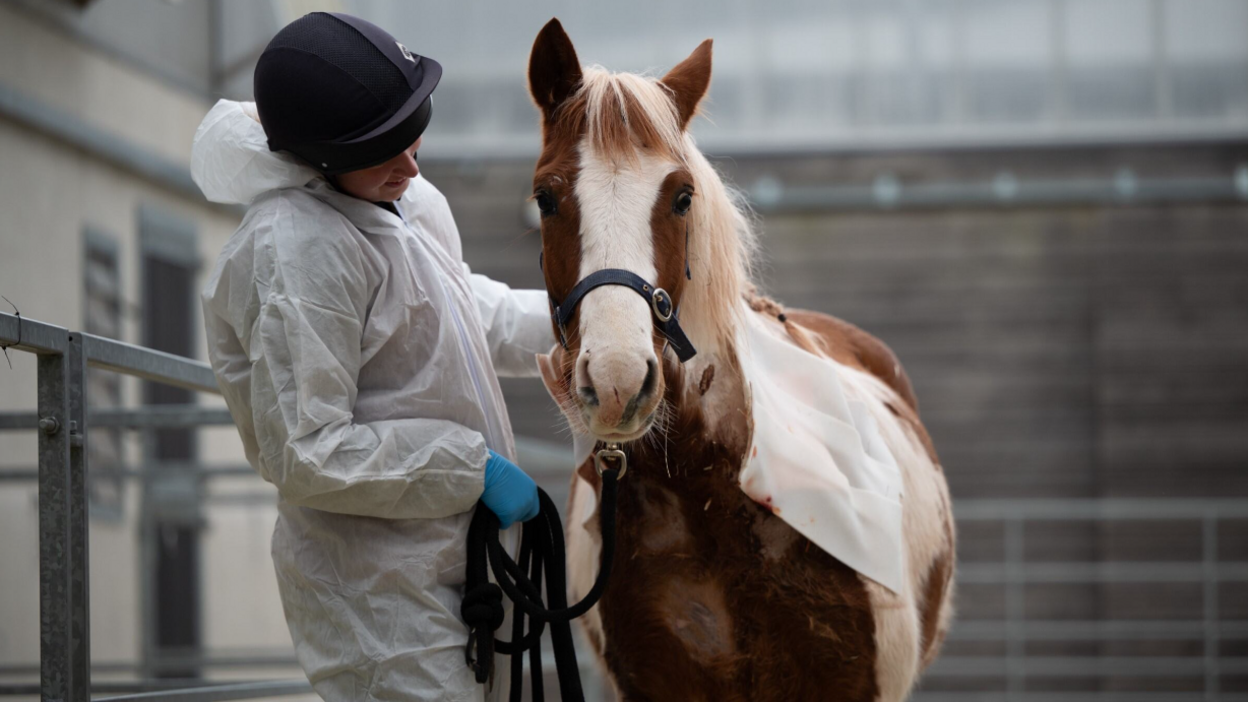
(463, 462, 623, 702)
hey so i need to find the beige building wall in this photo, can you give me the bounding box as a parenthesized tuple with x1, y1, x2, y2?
(0, 2, 304, 686)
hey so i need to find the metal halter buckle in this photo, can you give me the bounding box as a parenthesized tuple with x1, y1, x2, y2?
(594, 443, 628, 479)
(650, 288, 673, 323)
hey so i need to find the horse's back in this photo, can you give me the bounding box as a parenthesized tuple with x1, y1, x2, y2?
(782, 308, 920, 414)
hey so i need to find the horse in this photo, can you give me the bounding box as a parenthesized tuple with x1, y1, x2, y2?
(526, 19, 956, 701)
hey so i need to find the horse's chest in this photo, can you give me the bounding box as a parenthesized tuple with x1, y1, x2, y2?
(618, 480, 738, 653)
(596, 474, 880, 701)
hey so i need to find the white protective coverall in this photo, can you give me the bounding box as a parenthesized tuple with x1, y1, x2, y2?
(193, 99, 554, 701)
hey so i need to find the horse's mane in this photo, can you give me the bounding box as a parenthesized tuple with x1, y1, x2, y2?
(557, 66, 760, 352)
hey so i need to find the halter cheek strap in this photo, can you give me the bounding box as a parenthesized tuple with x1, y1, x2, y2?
(548, 269, 697, 363)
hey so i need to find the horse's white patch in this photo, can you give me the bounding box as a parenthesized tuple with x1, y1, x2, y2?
(835, 365, 954, 700)
(567, 473, 606, 651)
(864, 577, 921, 702)
(573, 142, 675, 364)
(689, 350, 749, 443)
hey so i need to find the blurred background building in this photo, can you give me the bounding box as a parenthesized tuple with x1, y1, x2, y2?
(0, 0, 1246, 700)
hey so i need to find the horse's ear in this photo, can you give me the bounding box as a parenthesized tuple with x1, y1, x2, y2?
(661, 39, 713, 131)
(529, 18, 583, 121)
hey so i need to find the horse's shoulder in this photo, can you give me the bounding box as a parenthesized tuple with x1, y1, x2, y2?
(782, 308, 920, 414)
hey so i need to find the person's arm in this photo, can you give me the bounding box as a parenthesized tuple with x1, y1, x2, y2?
(464, 262, 557, 378)
(245, 210, 488, 519)
(397, 175, 555, 378)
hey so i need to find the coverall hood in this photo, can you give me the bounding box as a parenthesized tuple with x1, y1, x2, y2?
(192, 99, 321, 205)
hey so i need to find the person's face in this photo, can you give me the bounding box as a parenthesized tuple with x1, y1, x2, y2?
(335, 137, 422, 202)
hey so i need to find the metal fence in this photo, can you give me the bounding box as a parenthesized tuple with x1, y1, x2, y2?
(915, 500, 1248, 702)
(0, 310, 311, 702)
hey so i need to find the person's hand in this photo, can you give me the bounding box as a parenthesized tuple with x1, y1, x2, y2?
(481, 450, 540, 529)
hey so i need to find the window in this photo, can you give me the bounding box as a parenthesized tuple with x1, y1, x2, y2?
(83, 228, 124, 521)
(138, 205, 202, 677)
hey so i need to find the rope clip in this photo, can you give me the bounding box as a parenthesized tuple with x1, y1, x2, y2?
(594, 443, 628, 480)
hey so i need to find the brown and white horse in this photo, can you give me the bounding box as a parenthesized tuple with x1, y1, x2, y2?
(527, 20, 955, 701)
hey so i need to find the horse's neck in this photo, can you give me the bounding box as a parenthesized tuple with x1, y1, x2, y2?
(612, 342, 756, 559)
(674, 161, 755, 356)
(643, 339, 752, 487)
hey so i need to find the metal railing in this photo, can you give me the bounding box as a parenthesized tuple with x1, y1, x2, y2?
(915, 500, 1248, 702)
(0, 311, 311, 702)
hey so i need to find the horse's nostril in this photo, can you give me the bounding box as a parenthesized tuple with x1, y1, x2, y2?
(579, 351, 659, 428)
(578, 385, 599, 407)
(640, 357, 658, 399)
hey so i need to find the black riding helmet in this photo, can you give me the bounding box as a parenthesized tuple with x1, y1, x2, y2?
(254, 12, 441, 175)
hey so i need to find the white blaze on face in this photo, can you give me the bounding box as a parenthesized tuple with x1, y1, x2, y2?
(572, 143, 675, 426)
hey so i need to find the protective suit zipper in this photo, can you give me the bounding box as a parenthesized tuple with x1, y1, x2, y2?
(396, 212, 507, 453)
(442, 275, 505, 450)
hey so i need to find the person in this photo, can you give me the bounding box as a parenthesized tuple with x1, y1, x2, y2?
(192, 12, 555, 701)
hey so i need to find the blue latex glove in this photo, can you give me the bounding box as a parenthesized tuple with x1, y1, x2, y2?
(481, 450, 540, 529)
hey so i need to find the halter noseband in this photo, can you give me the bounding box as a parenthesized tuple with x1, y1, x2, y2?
(548, 269, 697, 362)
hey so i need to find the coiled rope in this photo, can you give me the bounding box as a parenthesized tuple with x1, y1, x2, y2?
(463, 460, 622, 702)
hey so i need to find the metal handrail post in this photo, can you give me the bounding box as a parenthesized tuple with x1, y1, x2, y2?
(1204, 515, 1220, 700)
(1004, 518, 1025, 701)
(35, 326, 76, 702)
(67, 334, 91, 701)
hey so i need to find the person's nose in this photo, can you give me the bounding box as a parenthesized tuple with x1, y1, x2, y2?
(396, 152, 419, 178)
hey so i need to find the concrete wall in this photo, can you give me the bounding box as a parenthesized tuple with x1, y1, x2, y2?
(0, 2, 300, 684)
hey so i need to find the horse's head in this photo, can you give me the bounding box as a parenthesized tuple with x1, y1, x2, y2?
(528, 19, 717, 444)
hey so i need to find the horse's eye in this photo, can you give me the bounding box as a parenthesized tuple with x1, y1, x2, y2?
(535, 191, 557, 217)
(673, 190, 693, 216)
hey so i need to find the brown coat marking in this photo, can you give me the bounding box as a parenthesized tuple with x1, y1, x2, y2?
(657, 576, 735, 662)
(637, 482, 692, 553)
(698, 364, 715, 395)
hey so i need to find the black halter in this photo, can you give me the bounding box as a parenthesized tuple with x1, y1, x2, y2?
(548, 269, 696, 363)
(542, 218, 697, 363)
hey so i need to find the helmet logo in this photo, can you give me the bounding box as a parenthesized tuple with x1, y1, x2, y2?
(396, 42, 416, 63)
